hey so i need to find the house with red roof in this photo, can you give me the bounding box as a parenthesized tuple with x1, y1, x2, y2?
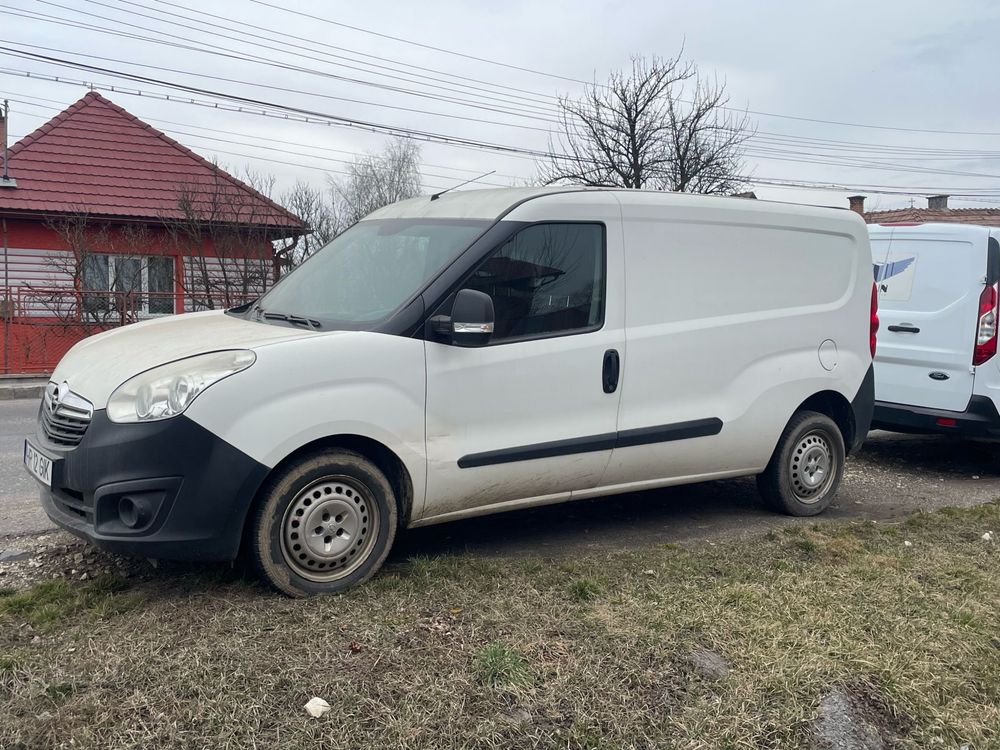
(0, 91, 306, 374)
(848, 194, 1000, 226)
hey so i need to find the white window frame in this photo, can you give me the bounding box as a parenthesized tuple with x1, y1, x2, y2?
(88, 254, 175, 318)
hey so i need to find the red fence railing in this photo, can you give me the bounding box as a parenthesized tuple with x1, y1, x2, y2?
(1, 285, 259, 374)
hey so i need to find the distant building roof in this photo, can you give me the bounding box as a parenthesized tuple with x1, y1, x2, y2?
(865, 207, 1000, 227)
(0, 91, 305, 234)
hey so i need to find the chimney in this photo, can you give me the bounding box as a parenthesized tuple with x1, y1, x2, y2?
(848, 195, 865, 215)
(928, 194, 949, 210)
(0, 99, 15, 188)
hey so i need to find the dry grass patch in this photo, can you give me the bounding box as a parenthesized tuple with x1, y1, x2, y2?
(0, 503, 997, 749)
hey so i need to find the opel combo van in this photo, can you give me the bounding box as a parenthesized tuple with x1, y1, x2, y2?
(26, 188, 876, 596)
(870, 222, 1000, 437)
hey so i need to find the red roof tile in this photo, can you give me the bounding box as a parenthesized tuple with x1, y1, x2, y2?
(0, 92, 305, 234)
(864, 207, 1000, 227)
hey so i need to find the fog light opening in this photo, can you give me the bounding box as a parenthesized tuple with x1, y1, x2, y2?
(118, 496, 149, 529)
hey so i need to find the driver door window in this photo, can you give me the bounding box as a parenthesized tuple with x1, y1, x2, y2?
(463, 223, 605, 342)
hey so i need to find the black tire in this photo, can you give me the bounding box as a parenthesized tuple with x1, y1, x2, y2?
(249, 449, 397, 597)
(757, 411, 845, 516)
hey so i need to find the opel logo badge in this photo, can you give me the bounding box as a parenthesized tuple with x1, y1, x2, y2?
(53, 381, 70, 409)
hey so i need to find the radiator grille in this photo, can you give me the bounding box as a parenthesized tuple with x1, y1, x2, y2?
(40, 382, 93, 447)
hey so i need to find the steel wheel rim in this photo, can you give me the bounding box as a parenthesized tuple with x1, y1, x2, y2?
(280, 476, 379, 582)
(789, 430, 835, 503)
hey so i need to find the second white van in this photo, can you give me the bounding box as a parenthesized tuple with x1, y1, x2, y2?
(25, 188, 876, 596)
(870, 222, 1000, 436)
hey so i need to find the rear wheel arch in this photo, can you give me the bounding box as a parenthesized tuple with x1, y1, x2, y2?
(794, 390, 855, 448)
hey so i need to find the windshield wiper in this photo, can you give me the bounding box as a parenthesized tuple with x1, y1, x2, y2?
(258, 309, 322, 329)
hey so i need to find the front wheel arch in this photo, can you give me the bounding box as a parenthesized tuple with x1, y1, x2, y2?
(239, 434, 413, 557)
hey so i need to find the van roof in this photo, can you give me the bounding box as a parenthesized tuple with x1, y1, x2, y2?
(364, 186, 862, 223)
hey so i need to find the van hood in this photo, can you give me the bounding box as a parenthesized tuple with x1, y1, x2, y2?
(51, 310, 321, 407)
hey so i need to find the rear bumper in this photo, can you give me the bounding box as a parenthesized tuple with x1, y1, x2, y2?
(872, 396, 1000, 438)
(849, 364, 876, 453)
(31, 410, 269, 562)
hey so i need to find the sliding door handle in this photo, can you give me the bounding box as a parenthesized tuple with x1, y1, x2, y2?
(602, 349, 620, 394)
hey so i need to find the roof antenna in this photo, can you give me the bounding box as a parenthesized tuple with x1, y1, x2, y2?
(430, 170, 495, 201)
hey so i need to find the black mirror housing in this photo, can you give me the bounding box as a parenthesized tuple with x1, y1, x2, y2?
(449, 288, 494, 347)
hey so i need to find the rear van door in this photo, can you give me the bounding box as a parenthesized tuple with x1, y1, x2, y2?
(871, 224, 988, 412)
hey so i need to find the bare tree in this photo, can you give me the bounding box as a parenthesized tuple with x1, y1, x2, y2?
(162, 164, 293, 309)
(329, 138, 422, 231)
(280, 180, 336, 267)
(662, 75, 755, 194)
(30, 212, 153, 328)
(541, 52, 754, 194)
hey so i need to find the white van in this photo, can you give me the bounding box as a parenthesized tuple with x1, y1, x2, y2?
(25, 188, 876, 596)
(870, 222, 1000, 435)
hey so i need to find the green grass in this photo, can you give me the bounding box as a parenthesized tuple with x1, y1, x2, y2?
(0, 574, 142, 630)
(475, 642, 533, 689)
(0, 503, 998, 749)
(566, 577, 603, 602)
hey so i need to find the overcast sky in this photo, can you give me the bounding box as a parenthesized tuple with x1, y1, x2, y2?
(4, 0, 1000, 211)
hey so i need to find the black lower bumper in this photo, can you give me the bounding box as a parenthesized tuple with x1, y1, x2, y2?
(872, 396, 1000, 438)
(33, 410, 269, 562)
(849, 364, 876, 454)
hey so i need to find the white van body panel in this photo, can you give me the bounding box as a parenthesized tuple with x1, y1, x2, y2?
(602, 193, 870, 486)
(186, 331, 428, 511)
(870, 224, 992, 412)
(50, 309, 319, 406)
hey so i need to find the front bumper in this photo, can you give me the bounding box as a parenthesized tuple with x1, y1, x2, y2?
(872, 396, 1000, 438)
(32, 409, 269, 561)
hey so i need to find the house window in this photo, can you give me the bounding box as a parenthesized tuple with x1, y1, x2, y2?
(81, 254, 175, 318)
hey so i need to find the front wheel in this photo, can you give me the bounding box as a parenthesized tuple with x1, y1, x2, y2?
(757, 411, 845, 516)
(249, 449, 398, 597)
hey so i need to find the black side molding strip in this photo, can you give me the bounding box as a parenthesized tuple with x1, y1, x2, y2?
(615, 418, 723, 448)
(457, 418, 722, 469)
(457, 432, 617, 469)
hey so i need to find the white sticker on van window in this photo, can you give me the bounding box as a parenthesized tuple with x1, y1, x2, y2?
(874, 255, 917, 302)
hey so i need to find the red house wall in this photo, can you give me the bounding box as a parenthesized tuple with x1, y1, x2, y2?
(1, 216, 274, 374)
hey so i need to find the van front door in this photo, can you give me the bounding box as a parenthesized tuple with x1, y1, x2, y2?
(420, 220, 625, 522)
(872, 227, 992, 412)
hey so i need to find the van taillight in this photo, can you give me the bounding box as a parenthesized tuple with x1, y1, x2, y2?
(973, 282, 999, 366)
(870, 282, 879, 358)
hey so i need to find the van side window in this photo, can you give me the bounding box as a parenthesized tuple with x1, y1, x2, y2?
(465, 223, 605, 341)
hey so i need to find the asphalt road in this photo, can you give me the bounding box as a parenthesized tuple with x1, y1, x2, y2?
(0, 397, 46, 537)
(1, 396, 997, 557)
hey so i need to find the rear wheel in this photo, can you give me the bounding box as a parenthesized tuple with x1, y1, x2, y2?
(249, 449, 397, 597)
(757, 411, 845, 516)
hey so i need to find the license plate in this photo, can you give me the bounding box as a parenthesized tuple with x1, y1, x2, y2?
(24, 440, 52, 487)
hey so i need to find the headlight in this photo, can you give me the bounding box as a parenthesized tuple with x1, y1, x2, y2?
(107, 350, 256, 423)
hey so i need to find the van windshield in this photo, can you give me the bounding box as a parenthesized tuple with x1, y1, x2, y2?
(255, 218, 488, 327)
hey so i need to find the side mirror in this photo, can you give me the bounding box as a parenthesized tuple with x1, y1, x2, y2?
(432, 288, 494, 347)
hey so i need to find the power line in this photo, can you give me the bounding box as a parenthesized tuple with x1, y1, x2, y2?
(124, 0, 558, 106)
(0, 49, 557, 154)
(10, 48, 1000, 186)
(0, 39, 559, 132)
(15, 2, 1000, 156)
(18, 1, 561, 119)
(7, 67, 1000, 198)
(243, 0, 592, 87)
(241, 0, 1000, 137)
(4, 94, 518, 185)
